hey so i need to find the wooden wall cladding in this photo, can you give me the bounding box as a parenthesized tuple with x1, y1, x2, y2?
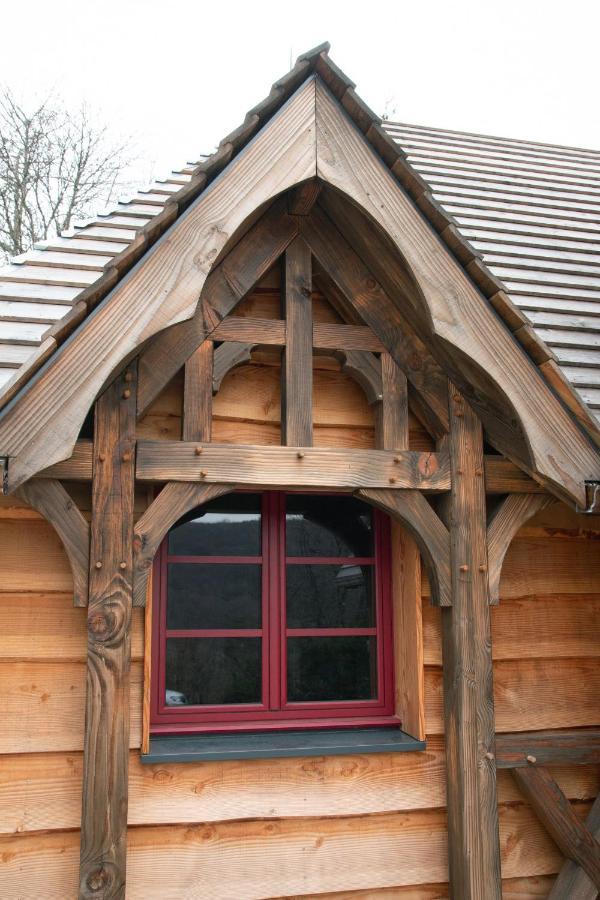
(1, 457, 599, 896)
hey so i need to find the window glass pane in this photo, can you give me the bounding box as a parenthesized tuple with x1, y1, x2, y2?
(287, 636, 377, 702)
(167, 564, 261, 629)
(168, 493, 262, 556)
(286, 495, 374, 557)
(286, 564, 375, 628)
(165, 638, 261, 705)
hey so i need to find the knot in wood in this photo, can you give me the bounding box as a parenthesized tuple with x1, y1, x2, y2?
(301, 286, 312, 298)
(365, 277, 377, 290)
(88, 613, 112, 640)
(86, 868, 109, 893)
(408, 353, 422, 371)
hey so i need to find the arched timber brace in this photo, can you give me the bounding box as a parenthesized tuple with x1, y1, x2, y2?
(357, 487, 451, 608)
(79, 365, 136, 900)
(441, 386, 501, 899)
(132, 482, 233, 607)
(16, 478, 90, 607)
(487, 493, 556, 604)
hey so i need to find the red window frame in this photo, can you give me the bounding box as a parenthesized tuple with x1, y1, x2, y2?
(151, 491, 397, 734)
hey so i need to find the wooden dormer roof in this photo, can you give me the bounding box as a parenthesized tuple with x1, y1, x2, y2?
(0, 44, 599, 504)
(0, 44, 599, 447)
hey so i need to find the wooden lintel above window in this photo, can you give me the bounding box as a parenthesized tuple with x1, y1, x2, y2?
(35, 439, 548, 494)
(135, 443, 450, 491)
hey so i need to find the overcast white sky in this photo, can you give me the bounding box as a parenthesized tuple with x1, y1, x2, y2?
(2, 0, 599, 189)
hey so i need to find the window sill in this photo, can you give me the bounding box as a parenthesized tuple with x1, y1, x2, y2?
(142, 727, 426, 763)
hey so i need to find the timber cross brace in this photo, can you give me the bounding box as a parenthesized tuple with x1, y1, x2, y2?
(0, 59, 599, 900)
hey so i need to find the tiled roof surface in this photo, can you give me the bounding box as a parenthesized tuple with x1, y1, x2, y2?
(0, 42, 598, 443)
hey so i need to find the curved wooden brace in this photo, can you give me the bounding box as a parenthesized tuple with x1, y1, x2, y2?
(331, 349, 382, 406)
(487, 493, 555, 605)
(357, 487, 451, 607)
(213, 342, 254, 393)
(132, 482, 232, 607)
(16, 478, 90, 607)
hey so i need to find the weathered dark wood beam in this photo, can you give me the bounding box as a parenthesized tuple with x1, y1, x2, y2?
(282, 237, 313, 446)
(212, 342, 254, 393)
(137, 197, 300, 416)
(183, 341, 213, 442)
(512, 766, 600, 890)
(211, 315, 384, 352)
(549, 791, 600, 900)
(441, 387, 501, 899)
(79, 365, 136, 899)
(16, 478, 90, 607)
(135, 442, 450, 491)
(376, 353, 409, 451)
(299, 206, 449, 439)
(495, 729, 600, 769)
(487, 493, 555, 604)
(288, 178, 321, 215)
(132, 482, 232, 607)
(358, 487, 451, 608)
(36, 440, 544, 494)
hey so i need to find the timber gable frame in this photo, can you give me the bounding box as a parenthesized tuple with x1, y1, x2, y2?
(0, 50, 597, 506)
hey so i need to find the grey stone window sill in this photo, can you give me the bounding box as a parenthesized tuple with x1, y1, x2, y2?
(142, 727, 426, 763)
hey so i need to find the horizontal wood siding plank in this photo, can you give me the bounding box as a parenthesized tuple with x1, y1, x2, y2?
(2, 742, 598, 835)
(0, 660, 142, 753)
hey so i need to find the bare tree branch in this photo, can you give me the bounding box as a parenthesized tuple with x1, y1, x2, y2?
(0, 90, 132, 260)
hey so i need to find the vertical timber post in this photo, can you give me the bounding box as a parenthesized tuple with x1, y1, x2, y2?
(442, 386, 502, 899)
(282, 236, 313, 446)
(79, 364, 137, 899)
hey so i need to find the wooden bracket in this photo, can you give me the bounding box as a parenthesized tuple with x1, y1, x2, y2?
(486, 493, 555, 604)
(133, 482, 233, 607)
(16, 478, 90, 607)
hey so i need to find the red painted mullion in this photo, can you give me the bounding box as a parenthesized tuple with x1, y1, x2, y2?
(167, 555, 262, 564)
(279, 492, 288, 709)
(285, 556, 375, 565)
(285, 628, 377, 637)
(261, 491, 272, 711)
(166, 629, 263, 639)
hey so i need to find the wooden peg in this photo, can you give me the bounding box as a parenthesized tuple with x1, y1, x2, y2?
(526, 755, 537, 764)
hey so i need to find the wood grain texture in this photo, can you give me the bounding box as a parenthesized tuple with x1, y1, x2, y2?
(483, 456, 546, 493)
(496, 729, 600, 768)
(391, 522, 425, 740)
(487, 493, 556, 603)
(1, 741, 599, 836)
(79, 367, 136, 899)
(0, 78, 317, 489)
(377, 352, 410, 451)
(15, 479, 90, 606)
(359, 488, 451, 608)
(136, 442, 450, 490)
(282, 237, 313, 445)
(212, 341, 255, 392)
(315, 80, 600, 505)
(132, 482, 232, 607)
(549, 790, 600, 900)
(512, 766, 600, 889)
(182, 341, 213, 442)
(300, 204, 449, 439)
(441, 388, 501, 898)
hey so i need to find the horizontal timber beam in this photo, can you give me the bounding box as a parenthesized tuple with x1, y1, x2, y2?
(135, 442, 450, 490)
(35, 440, 546, 493)
(495, 729, 600, 769)
(211, 317, 385, 352)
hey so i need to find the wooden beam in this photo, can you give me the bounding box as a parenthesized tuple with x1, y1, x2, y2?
(357, 488, 451, 608)
(0, 77, 317, 490)
(332, 349, 382, 406)
(182, 341, 213, 442)
(441, 388, 502, 899)
(376, 352, 409, 451)
(135, 442, 451, 491)
(35, 439, 544, 494)
(16, 478, 89, 607)
(282, 237, 313, 446)
(495, 729, 600, 769)
(512, 766, 600, 889)
(315, 81, 600, 506)
(79, 364, 136, 899)
(211, 316, 383, 352)
(549, 791, 600, 900)
(133, 482, 233, 607)
(288, 178, 321, 215)
(487, 493, 555, 604)
(300, 206, 449, 439)
(138, 196, 300, 415)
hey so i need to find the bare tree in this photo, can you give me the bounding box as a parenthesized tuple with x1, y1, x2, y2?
(0, 90, 131, 260)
